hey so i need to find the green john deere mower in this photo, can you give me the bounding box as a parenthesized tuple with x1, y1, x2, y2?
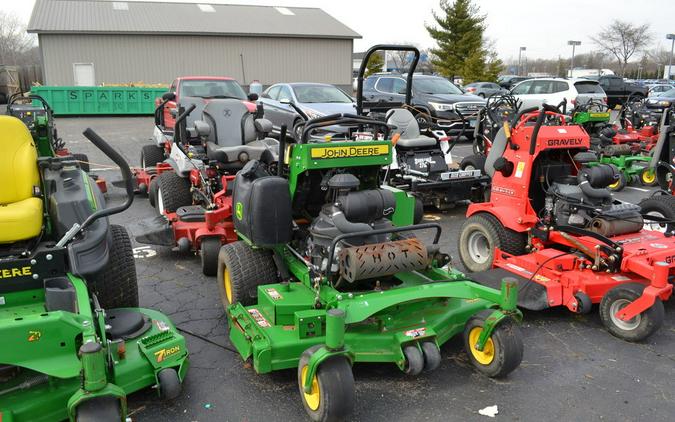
(218, 116, 524, 421)
(0, 115, 188, 421)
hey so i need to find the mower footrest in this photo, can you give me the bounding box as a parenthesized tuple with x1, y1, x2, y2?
(176, 206, 206, 222)
(469, 268, 549, 311)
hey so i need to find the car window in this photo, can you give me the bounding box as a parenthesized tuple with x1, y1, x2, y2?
(266, 85, 281, 100)
(608, 78, 623, 89)
(574, 81, 604, 94)
(512, 81, 533, 95)
(169, 80, 177, 93)
(376, 77, 395, 93)
(179, 79, 247, 99)
(292, 85, 353, 103)
(364, 77, 377, 91)
(552, 81, 569, 93)
(530, 80, 553, 94)
(412, 77, 463, 95)
(278, 85, 293, 102)
(392, 78, 407, 94)
(488, 83, 499, 89)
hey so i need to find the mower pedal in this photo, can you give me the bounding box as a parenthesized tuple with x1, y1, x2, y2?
(469, 268, 549, 310)
(176, 205, 206, 222)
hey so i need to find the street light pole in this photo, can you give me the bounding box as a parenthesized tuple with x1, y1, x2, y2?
(568, 41, 581, 77)
(667, 34, 675, 80)
(518, 46, 526, 76)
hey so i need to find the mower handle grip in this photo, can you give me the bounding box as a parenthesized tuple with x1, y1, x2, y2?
(80, 128, 134, 229)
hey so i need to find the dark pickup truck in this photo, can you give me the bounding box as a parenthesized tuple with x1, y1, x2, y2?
(589, 75, 648, 108)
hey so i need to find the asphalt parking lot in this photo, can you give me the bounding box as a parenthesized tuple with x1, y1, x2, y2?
(55, 114, 674, 422)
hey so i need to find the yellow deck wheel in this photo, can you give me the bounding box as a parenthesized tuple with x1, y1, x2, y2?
(300, 366, 321, 411)
(468, 327, 495, 365)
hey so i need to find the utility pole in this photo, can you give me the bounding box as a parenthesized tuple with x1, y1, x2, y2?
(667, 34, 675, 80)
(568, 40, 581, 77)
(518, 47, 526, 75)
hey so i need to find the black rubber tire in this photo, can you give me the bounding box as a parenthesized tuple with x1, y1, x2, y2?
(463, 310, 523, 378)
(293, 120, 305, 141)
(216, 241, 278, 308)
(639, 167, 658, 187)
(200, 236, 222, 276)
(156, 171, 192, 214)
(403, 345, 424, 376)
(298, 346, 355, 422)
(141, 144, 165, 168)
(639, 195, 675, 233)
(148, 178, 159, 207)
(478, 93, 485, 98)
(421, 341, 441, 372)
(607, 172, 627, 192)
(158, 367, 182, 401)
(458, 213, 526, 273)
(75, 396, 122, 422)
(415, 112, 431, 130)
(460, 154, 486, 172)
(89, 225, 139, 309)
(72, 153, 90, 172)
(599, 283, 664, 342)
(413, 196, 424, 224)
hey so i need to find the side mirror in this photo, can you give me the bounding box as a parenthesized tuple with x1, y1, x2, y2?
(162, 92, 176, 101)
(248, 93, 259, 101)
(279, 98, 292, 105)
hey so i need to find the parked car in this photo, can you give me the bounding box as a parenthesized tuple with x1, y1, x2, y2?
(586, 75, 648, 107)
(363, 73, 485, 137)
(497, 75, 529, 90)
(464, 82, 508, 98)
(647, 84, 673, 97)
(510, 78, 606, 110)
(645, 88, 675, 111)
(160, 76, 256, 132)
(259, 82, 356, 140)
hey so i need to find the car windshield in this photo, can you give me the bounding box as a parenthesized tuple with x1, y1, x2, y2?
(657, 88, 675, 97)
(413, 77, 463, 95)
(574, 81, 604, 94)
(292, 85, 353, 103)
(180, 79, 247, 99)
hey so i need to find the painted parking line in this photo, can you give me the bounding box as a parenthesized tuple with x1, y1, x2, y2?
(624, 186, 650, 193)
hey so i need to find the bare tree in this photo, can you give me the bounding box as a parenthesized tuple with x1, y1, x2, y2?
(0, 11, 36, 65)
(590, 20, 651, 76)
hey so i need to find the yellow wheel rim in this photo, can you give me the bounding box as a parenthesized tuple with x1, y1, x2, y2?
(642, 170, 655, 184)
(301, 366, 320, 411)
(608, 180, 620, 189)
(468, 327, 495, 365)
(224, 267, 233, 304)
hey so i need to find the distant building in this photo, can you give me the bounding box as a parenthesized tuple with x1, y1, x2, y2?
(567, 68, 615, 78)
(28, 0, 360, 90)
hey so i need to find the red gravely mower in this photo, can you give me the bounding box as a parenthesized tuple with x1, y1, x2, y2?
(458, 103, 673, 341)
(136, 100, 278, 275)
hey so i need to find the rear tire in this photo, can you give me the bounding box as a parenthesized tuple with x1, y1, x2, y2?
(75, 396, 122, 422)
(599, 283, 664, 342)
(458, 214, 526, 273)
(141, 144, 165, 168)
(156, 172, 192, 214)
(200, 236, 222, 276)
(463, 310, 523, 378)
(639, 195, 675, 233)
(216, 241, 278, 308)
(72, 153, 90, 172)
(89, 225, 139, 309)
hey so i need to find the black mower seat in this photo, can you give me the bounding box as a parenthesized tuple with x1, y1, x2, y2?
(484, 126, 508, 178)
(105, 309, 150, 340)
(0, 116, 43, 244)
(385, 109, 437, 148)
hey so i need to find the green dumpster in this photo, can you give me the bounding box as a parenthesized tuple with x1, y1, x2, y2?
(30, 86, 168, 115)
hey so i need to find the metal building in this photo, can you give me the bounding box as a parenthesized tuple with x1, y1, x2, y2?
(28, 0, 360, 90)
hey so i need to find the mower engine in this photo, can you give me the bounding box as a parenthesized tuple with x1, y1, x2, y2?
(306, 173, 432, 281)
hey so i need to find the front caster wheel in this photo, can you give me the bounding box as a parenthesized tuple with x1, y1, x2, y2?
(464, 310, 523, 378)
(298, 346, 355, 422)
(199, 236, 221, 276)
(599, 283, 664, 342)
(421, 341, 441, 372)
(158, 367, 182, 400)
(403, 344, 424, 376)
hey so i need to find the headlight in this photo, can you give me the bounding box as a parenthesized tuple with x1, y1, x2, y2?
(429, 102, 455, 111)
(657, 100, 671, 107)
(302, 108, 325, 120)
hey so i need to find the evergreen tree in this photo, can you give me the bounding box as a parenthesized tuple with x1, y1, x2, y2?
(364, 52, 384, 77)
(426, 0, 502, 82)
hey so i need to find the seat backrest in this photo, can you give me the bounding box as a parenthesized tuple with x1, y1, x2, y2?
(386, 109, 421, 139)
(0, 116, 40, 205)
(484, 127, 508, 177)
(202, 99, 250, 147)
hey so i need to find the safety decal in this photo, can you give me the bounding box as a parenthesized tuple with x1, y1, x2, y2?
(404, 328, 426, 338)
(248, 308, 271, 328)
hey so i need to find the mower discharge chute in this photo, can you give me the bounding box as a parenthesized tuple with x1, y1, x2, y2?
(0, 116, 188, 421)
(459, 103, 673, 342)
(135, 99, 279, 275)
(219, 113, 524, 421)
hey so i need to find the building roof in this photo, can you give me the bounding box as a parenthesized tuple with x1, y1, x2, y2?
(28, 0, 361, 39)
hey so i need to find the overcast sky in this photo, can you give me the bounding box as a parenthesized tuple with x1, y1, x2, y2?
(5, 0, 674, 61)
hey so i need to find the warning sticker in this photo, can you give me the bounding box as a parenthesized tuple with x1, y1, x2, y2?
(557, 128, 568, 134)
(248, 309, 271, 328)
(650, 243, 667, 249)
(266, 288, 283, 300)
(505, 263, 533, 275)
(404, 328, 426, 338)
(611, 275, 631, 282)
(533, 274, 550, 283)
(515, 161, 525, 178)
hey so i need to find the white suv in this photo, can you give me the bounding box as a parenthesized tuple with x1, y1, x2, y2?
(510, 78, 607, 109)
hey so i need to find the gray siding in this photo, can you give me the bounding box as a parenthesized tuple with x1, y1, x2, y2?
(40, 34, 353, 88)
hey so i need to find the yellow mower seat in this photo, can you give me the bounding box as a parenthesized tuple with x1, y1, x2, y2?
(0, 115, 43, 243)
